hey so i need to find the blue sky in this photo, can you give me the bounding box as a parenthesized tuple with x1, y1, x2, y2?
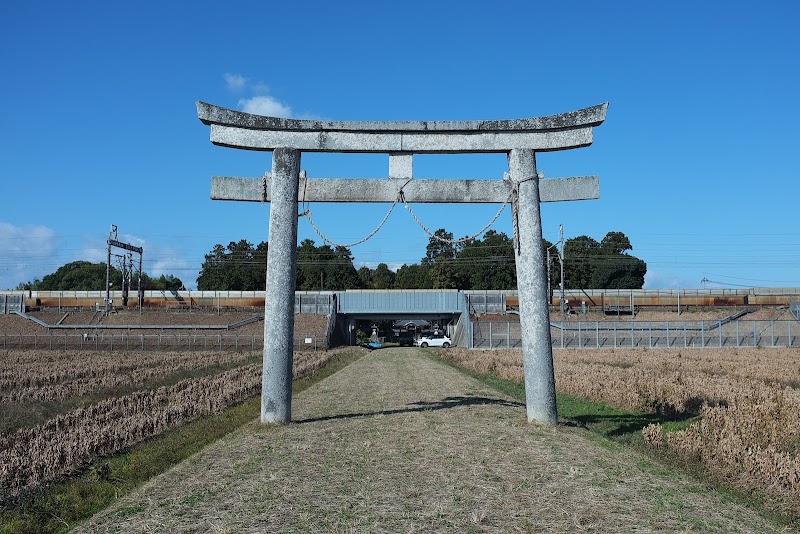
(1, 1, 798, 290)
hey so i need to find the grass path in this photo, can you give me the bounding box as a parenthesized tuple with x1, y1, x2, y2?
(75, 348, 789, 533)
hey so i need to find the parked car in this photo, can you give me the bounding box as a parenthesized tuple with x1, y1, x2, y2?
(416, 334, 451, 348)
(395, 331, 415, 347)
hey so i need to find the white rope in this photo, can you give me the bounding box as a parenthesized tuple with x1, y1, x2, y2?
(301, 199, 399, 249)
(400, 191, 513, 245)
(298, 178, 513, 249)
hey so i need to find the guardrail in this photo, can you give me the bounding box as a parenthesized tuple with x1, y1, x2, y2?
(472, 319, 800, 349)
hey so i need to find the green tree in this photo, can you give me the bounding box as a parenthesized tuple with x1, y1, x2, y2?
(18, 261, 184, 292)
(600, 231, 633, 255)
(456, 230, 516, 290)
(17, 261, 121, 291)
(196, 240, 266, 290)
(421, 229, 463, 289)
(372, 263, 396, 289)
(357, 266, 373, 288)
(564, 235, 600, 288)
(563, 232, 646, 289)
(296, 239, 360, 290)
(394, 263, 432, 289)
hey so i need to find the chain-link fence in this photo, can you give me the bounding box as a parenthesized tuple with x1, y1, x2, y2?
(0, 332, 325, 352)
(472, 319, 800, 349)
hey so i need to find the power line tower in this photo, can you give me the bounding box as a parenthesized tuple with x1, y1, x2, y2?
(105, 225, 144, 314)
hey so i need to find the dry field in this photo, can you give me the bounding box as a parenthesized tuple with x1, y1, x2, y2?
(0, 310, 329, 337)
(440, 345, 800, 515)
(74, 349, 787, 533)
(0, 346, 353, 499)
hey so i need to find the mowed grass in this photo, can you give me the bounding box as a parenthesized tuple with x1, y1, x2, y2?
(0, 349, 365, 534)
(73, 348, 788, 533)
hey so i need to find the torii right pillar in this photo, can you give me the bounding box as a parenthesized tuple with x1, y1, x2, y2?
(509, 149, 557, 425)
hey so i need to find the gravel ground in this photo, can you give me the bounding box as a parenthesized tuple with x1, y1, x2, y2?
(75, 348, 789, 533)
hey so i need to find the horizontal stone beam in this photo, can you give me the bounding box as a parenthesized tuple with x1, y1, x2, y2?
(208, 125, 594, 153)
(210, 176, 599, 204)
(197, 101, 608, 133)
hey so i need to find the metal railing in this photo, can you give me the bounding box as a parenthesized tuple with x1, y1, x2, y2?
(0, 333, 325, 352)
(472, 319, 800, 349)
(791, 299, 800, 321)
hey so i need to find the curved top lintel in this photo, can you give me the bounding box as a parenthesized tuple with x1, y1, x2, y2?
(196, 101, 608, 133)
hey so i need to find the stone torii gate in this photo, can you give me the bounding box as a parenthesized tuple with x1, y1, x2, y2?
(196, 101, 608, 425)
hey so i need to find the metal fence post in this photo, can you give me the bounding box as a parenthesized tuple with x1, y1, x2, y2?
(489, 322, 493, 349)
(613, 321, 617, 348)
(701, 322, 705, 347)
(753, 320, 757, 348)
(736, 321, 740, 347)
(666, 321, 670, 348)
(578, 321, 582, 348)
(596, 321, 599, 348)
(683, 322, 687, 348)
(771, 320, 775, 347)
(631, 322, 634, 348)
(649, 324, 652, 348)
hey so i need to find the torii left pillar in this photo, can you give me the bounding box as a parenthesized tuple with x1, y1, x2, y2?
(261, 147, 300, 423)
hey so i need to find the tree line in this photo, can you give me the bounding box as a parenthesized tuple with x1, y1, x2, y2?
(16, 230, 645, 292)
(194, 230, 646, 292)
(17, 261, 185, 291)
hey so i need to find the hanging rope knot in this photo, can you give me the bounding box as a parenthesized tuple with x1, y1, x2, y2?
(261, 173, 268, 203)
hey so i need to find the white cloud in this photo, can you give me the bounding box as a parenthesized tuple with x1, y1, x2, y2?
(239, 95, 293, 118)
(223, 73, 298, 118)
(644, 270, 704, 289)
(0, 222, 58, 289)
(224, 73, 248, 91)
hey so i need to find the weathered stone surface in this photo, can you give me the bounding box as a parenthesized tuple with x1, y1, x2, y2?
(197, 101, 608, 132)
(261, 148, 300, 424)
(509, 149, 557, 425)
(209, 124, 594, 153)
(211, 176, 599, 203)
(389, 153, 413, 178)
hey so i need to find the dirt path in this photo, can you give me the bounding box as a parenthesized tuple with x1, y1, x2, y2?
(76, 348, 789, 533)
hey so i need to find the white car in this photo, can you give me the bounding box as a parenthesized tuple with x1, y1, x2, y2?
(416, 334, 452, 348)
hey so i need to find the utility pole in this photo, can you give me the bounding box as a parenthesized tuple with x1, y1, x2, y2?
(558, 224, 565, 319)
(105, 224, 143, 315)
(105, 225, 117, 314)
(546, 248, 552, 305)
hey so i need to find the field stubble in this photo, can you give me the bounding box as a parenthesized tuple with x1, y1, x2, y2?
(0, 346, 353, 500)
(440, 345, 800, 519)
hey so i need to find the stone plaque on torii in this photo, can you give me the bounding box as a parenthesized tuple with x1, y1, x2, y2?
(196, 101, 608, 425)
